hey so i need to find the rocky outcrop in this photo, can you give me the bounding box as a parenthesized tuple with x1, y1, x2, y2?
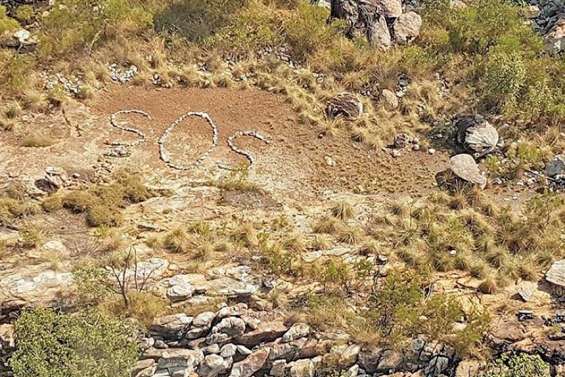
(324, 0, 423, 47)
(132, 303, 468, 377)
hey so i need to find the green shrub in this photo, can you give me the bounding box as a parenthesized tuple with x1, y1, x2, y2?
(0, 53, 35, 92)
(15, 5, 34, 22)
(420, 0, 562, 123)
(9, 308, 138, 377)
(0, 5, 19, 33)
(282, 2, 338, 62)
(482, 51, 526, 112)
(155, 0, 247, 42)
(39, 0, 152, 58)
(206, 0, 282, 54)
(482, 353, 550, 377)
(368, 270, 489, 354)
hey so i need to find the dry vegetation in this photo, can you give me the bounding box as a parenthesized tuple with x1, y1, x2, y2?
(0, 0, 563, 375)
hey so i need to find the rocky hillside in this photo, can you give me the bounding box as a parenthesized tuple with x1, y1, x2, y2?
(0, 0, 564, 377)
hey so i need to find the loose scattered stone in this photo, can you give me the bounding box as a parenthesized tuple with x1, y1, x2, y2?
(517, 281, 537, 302)
(282, 323, 311, 342)
(517, 310, 534, 321)
(109, 64, 138, 83)
(393, 133, 413, 149)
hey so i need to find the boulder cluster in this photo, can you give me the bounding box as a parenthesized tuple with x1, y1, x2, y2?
(324, 0, 422, 48)
(133, 302, 462, 377)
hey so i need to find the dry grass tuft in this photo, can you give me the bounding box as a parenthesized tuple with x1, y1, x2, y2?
(331, 201, 354, 220)
(21, 133, 57, 147)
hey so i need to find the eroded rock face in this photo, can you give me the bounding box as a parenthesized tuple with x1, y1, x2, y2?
(545, 17, 564, 53)
(0, 269, 74, 306)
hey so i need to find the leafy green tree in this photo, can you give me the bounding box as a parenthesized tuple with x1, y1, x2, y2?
(9, 308, 138, 377)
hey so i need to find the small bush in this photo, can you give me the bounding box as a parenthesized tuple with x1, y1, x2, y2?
(15, 5, 34, 23)
(0, 6, 18, 34)
(163, 228, 192, 253)
(368, 270, 489, 353)
(0, 53, 35, 92)
(21, 133, 57, 147)
(282, 2, 339, 62)
(59, 173, 154, 227)
(206, 0, 282, 54)
(155, 0, 247, 42)
(9, 307, 138, 377)
(39, 0, 152, 58)
(481, 353, 550, 377)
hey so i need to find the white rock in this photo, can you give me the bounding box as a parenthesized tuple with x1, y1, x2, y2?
(282, 323, 311, 342)
(394, 12, 422, 43)
(546, 259, 565, 289)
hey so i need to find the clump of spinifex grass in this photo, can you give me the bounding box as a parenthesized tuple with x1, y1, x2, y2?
(44, 171, 156, 227)
(379, 192, 564, 284)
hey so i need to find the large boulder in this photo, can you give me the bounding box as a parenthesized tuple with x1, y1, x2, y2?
(198, 354, 232, 377)
(371, 15, 393, 48)
(235, 320, 288, 347)
(150, 313, 192, 340)
(394, 11, 423, 43)
(155, 349, 204, 376)
(450, 154, 487, 188)
(454, 115, 501, 157)
(211, 317, 246, 338)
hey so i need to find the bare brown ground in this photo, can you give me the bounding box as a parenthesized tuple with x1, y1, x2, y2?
(91, 85, 447, 199)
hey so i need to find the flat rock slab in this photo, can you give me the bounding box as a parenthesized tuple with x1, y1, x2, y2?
(0, 268, 73, 305)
